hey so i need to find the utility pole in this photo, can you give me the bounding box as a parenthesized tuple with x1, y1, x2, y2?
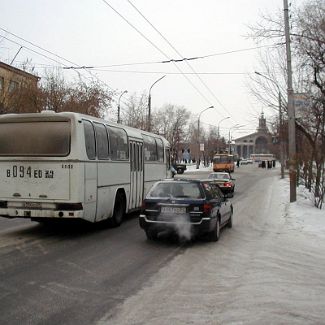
(217, 116, 230, 154)
(197, 106, 214, 169)
(148, 75, 165, 132)
(117, 90, 127, 124)
(278, 92, 285, 179)
(255, 71, 285, 179)
(283, 0, 296, 202)
(10, 46, 23, 65)
(228, 124, 246, 155)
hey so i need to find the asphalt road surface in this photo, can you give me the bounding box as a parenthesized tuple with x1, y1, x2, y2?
(1, 164, 324, 324)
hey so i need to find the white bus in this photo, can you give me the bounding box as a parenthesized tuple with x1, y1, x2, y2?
(0, 111, 172, 225)
(250, 153, 274, 162)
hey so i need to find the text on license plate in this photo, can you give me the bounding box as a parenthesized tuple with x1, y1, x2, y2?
(6, 165, 54, 179)
(24, 202, 42, 209)
(161, 206, 186, 214)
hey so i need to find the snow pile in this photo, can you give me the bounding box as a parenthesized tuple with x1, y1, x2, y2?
(184, 163, 212, 173)
(284, 179, 325, 238)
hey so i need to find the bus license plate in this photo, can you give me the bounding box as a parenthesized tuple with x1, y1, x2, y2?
(161, 206, 186, 214)
(24, 202, 41, 209)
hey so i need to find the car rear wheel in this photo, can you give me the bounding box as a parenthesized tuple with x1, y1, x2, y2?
(227, 209, 233, 228)
(208, 217, 220, 242)
(145, 229, 157, 240)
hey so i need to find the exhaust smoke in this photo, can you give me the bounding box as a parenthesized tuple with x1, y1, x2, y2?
(157, 213, 193, 241)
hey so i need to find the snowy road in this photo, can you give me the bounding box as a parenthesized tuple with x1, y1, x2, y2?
(1, 165, 324, 325)
(100, 166, 325, 324)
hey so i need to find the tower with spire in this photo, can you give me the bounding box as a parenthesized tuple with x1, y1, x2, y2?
(233, 112, 272, 158)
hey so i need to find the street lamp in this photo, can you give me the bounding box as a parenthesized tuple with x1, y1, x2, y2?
(197, 105, 214, 169)
(255, 71, 285, 179)
(216, 116, 230, 154)
(117, 90, 128, 124)
(148, 75, 166, 131)
(228, 124, 245, 154)
(218, 116, 230, 138)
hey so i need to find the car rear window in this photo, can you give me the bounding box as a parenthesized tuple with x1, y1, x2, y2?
(148, 182, 203, 199)
(209, 173, 229, 179)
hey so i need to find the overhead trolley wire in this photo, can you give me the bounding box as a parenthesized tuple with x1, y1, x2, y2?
(126, 0, 235, 120)
(59, 44, 278, 69)
(100, 0, 213, 107)
(0, 27, 132, 107)
(90, 69, 248, 75)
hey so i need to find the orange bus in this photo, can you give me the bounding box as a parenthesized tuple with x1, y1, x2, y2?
(212, 154, 235, 173)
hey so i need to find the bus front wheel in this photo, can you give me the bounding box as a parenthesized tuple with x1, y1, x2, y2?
(111, 191, 126, 227)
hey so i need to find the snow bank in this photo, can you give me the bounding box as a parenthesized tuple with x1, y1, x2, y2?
(284, 179, 325, 238)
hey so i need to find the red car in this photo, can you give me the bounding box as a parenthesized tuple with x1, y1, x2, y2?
(208, 172, 235, 197)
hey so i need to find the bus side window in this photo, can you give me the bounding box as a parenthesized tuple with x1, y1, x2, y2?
(83, 120, 96, 160)
(135, 143, 138, 171)
(166, 148, 171, 168)
(138, 143, 142, 171)
(156, 138, 164, 162)
(143, 134, 157, 161)
(107, 125, 128, 160)
(130, 143, 134, 171)
(94, 123, 109, 159)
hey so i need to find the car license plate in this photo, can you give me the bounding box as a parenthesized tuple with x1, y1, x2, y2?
(161, 206, 186, 214)
(24, 202, 41, 209)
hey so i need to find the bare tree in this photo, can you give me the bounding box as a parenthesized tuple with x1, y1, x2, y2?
(152, 104, 191, 162)
(121, 92, 147, 130)
(248, 0, 325, 208)
(293, 0, 325, 206)
(1, 68, 114, 118)
(40, 70, 113, 118)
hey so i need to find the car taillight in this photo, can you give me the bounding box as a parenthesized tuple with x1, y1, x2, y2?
(203, 203, 213, 215)
(141, 201, 147, 211)
(224, 182, 232, 187)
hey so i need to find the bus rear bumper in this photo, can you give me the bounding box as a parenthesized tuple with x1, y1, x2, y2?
(0, 207, 84, 219)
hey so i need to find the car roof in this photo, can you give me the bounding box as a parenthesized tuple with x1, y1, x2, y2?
(172, 178, 204, 183)
(208, 172, 230, 177)
(200, 178, 223, 184)
(157, 178, 215, 187)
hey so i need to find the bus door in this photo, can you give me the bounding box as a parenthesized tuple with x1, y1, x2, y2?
(137, 142, 144, 206)
(129, 141, 143, 210)
(83, 120, 98, 221)
(84, 162, 97, 220)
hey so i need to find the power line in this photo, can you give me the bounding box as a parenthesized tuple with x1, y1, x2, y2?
(0, 35, 71, 69)
(13, 62, 248, 75)
(126, 0, 235, 120)
(200, 120, 255, 131)
(1, 33, 129, 104)
(55, 44, 278, 69)
(0, 28, 113, 91)
(90, 69, 249, 75)
(0, 28, 132, 106)
(199, 44, 279, 59)
(100, 0, 213, 107)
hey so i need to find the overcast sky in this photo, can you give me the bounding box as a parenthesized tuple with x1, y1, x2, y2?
(0, 0, 290, 139)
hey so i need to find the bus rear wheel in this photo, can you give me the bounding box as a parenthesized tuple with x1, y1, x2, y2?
(110, 192, 125, 227)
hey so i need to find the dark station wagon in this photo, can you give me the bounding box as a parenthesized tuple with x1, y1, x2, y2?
(139, 179, 233, 241)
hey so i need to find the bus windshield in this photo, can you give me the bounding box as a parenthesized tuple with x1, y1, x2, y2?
(0, 121, 71, 156)
(213, 155, 234, 163)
